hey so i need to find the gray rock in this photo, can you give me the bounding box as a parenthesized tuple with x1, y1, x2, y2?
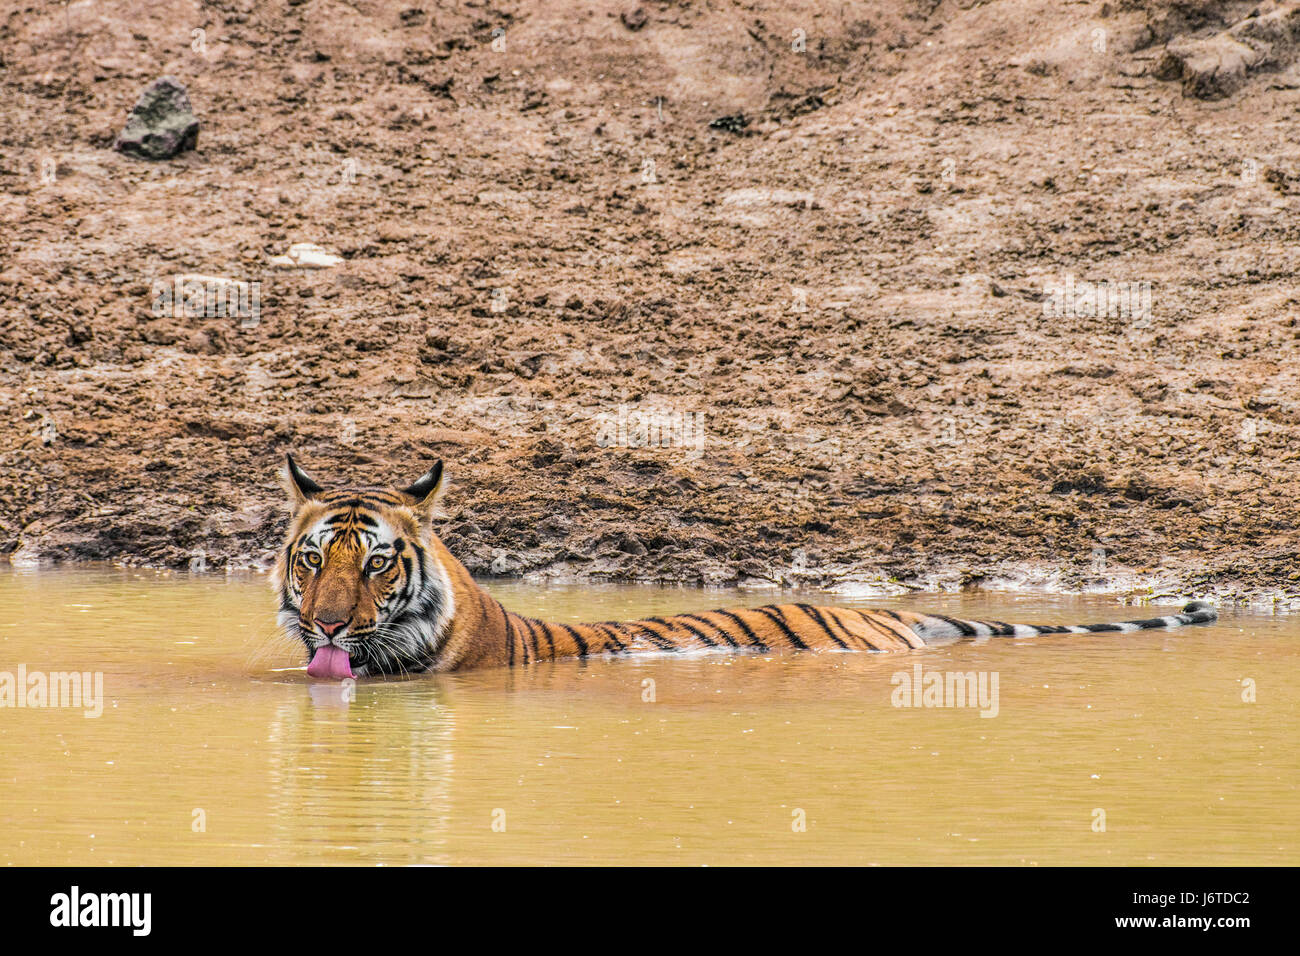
(1154, 5, 1300, 100)
(114, 76, 199, 160)
(620, 7, 648, 31)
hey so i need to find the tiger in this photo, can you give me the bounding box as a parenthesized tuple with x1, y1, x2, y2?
(275, 455, 1219, 678)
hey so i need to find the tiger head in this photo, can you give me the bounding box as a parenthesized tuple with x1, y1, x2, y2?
(274, 454, 456, 678)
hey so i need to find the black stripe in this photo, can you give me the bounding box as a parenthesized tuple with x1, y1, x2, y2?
(535, 619, 556, 657)
(875, 609, 922, 644)
(322, 503, 382, 521)
(520, 617, 543, 661)
(493, 599, 518, 665)
(560, 624, 590, 657)
(320, 494, 400, 510)
(595, 624, 628, 654)
(681, 613, 741, 647)
(752, 606, 810, 649)
(633, 620, 681, 652)
(716, 610, 770, 652)
(851, 609, 898, 648)
(409, 543, 428, 592)
(357, 491, 405, 505)
(400, 559, 419, 611)
(514, 612, 530, 665)
(321, 509, 379, 530)
(796, 605, 850, 649)
(658, 616, 717, 648)
(1083, 619, 1173, 632)
(932, 614, 978, 637)
(517, 616, 538, 660)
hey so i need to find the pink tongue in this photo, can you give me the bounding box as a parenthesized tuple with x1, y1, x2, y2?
(307, 645, 354, 680)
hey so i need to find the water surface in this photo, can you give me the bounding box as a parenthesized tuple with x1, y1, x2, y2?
(0, 568, 1295, 865)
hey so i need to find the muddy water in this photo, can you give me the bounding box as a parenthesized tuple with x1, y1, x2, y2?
(0, 567, 1295, 866)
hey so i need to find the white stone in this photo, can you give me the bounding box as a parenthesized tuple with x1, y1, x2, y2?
(269, 242, 344, 269)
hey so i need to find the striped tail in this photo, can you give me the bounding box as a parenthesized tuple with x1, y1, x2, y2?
(916, 600, 1218, 642)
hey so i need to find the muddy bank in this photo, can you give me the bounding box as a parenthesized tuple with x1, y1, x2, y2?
(3, 0, 1300, 606)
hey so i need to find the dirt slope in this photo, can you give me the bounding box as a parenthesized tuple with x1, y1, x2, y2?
(3, 0, 1300, 604)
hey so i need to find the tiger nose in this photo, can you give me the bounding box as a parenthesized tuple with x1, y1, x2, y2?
(315, 618, 348, 638)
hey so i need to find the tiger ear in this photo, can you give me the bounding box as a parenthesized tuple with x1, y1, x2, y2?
(282, 453, 324, 508)
(400, 460, 445, 516)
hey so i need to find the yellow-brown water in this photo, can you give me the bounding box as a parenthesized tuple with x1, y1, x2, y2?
(0, 567, 1295, 866)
